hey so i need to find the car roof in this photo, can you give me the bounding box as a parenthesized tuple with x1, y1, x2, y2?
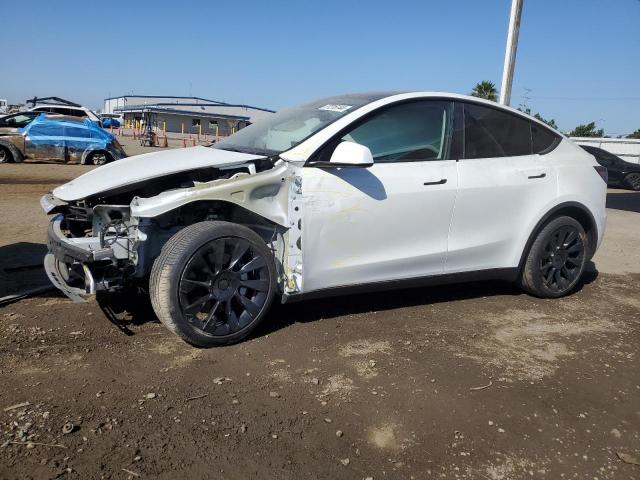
(332, 91, 562, 134)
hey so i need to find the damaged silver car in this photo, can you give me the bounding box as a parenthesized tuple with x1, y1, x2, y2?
(43, 92, 606, 346)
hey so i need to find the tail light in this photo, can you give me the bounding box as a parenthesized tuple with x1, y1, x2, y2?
(594, 165, 608, 184)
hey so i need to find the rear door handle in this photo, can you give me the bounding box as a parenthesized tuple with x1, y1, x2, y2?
(527, 173, 546, 179)
(423, 179, 447, 186)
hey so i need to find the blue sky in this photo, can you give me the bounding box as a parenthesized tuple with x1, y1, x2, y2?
(1, 0, 638, 135)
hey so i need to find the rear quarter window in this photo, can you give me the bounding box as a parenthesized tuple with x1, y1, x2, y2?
(463, 103, 532, 159)
(531, 123, 560, 154)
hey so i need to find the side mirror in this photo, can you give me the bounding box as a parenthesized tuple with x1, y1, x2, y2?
(321, 141, 374, 168)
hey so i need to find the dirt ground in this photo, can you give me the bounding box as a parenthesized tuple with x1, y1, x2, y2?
(1, 160, 639, 480)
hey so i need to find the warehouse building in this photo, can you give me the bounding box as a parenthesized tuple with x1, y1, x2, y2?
(103, 95, 274, 136)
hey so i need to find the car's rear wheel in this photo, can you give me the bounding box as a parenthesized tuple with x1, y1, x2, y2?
(87, 151, 111, 166)
(520, 216, 587, 298)
(623, 172, 640, 191)
(150, 221, 277, 347)
(0, 146, 13, 163)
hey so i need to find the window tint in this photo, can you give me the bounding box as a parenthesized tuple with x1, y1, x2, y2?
(531, 123, 559, 154)
(463, 103, 532, 158)
(340, 101, 453, 163)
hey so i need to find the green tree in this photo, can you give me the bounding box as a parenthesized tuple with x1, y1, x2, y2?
(470, 81, 498, 102)
(627, 129, 640, 139)
(568, 122, 604, 138)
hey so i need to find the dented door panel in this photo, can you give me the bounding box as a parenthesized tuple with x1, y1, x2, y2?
(300, 161, 458, 292)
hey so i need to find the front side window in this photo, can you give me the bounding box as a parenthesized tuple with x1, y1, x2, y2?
(463, 103, 532, 159)
(340, 100, 454, 162)
(192, 119, 201, 127)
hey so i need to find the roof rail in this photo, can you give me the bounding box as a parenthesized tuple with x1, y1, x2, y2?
(26, 96, 82, 108)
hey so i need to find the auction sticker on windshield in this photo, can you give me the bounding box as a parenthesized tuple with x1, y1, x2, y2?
(318, 104, 352, 113)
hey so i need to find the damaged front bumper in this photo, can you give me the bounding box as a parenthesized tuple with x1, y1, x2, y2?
(44, 213, 132, 302)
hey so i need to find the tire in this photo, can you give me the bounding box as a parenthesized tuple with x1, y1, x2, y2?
(86, 151, 111, 166)
(150, 221, 277, 347)
(519, 216, 587, 298)
(623, 172, 640, 191)
(0, 145, 13, 164)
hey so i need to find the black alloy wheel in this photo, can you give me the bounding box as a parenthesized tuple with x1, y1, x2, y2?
(179, 237, 270, 336)
(539, 225, 585, 294)
(520, 216, 587, 298)
(150, 221, 277, 347)
(624, 172, 640, 191)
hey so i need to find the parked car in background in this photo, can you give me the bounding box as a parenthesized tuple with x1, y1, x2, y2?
(42, 92, 607, 347)
(0, 114, 126, 164)
(100, 114, 122, 128)
(580, 145, 640, 191)
(26, 96, 102, 125)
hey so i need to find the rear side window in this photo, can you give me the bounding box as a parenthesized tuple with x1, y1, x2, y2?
(463, 103, 532, 158)
(532, 123, 560, 154)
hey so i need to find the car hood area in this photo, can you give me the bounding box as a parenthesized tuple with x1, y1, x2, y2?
(52, 146, 265, 201)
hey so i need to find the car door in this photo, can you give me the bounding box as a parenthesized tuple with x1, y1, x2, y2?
(446, 101, 559, 273)
(301, 99, 459, 292)
(23, 117, 67, 161)
(63, 120, 95, 162)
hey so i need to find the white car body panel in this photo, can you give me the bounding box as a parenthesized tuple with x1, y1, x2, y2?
(301, 160, 458, 291)
(53, 146, 263, 201)
(446, 153, 558, 272)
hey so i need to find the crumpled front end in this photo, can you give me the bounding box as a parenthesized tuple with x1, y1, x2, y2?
(43, 197, 141, 301)
(42, 154, 302, 303)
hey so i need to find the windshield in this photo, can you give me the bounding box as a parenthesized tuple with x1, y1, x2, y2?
(213, 93, 392, 156)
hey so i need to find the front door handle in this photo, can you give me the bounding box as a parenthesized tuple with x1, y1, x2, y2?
(528, 173, 546, 179)
(424, 179, 447, 186)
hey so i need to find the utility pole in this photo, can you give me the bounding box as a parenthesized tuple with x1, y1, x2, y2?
(499, 0, 524, 106)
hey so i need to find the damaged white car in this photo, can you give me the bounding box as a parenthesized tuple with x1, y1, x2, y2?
(42, 92, 607, 346)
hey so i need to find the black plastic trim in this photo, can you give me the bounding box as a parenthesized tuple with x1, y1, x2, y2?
(282, 268, 518, 303)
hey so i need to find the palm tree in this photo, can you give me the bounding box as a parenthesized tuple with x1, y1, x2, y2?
(470, 81, 498, 102)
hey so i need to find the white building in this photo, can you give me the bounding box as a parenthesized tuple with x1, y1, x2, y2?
(103, 95, 274, 136)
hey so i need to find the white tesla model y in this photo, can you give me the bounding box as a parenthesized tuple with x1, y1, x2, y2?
(43, 92, 608, 346)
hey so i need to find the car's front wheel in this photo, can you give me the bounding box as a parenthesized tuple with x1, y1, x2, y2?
(623, 172, 640, 191)
(150, 221, 277, 347)
(519, 216, 588, 298)
(0, 146, 13, 163)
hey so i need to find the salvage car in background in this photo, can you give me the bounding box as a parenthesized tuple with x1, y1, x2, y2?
(41, 92, 607, 347)
(580, 144, 640, 191)
(0, 114, 126, 164)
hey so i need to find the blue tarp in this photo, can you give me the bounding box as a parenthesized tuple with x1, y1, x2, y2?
(19, 114, 113, 151)
(101, 117, 121, 128)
